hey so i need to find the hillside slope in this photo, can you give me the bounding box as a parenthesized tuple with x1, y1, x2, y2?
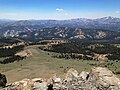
(0, 27, 120, 42)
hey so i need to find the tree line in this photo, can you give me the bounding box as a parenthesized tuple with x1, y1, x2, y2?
(40, 43, 120, 60)
(0, 45, 24, 57)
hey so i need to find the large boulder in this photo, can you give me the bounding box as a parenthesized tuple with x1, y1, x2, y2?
(86, 67, 120, 90)
(65, 68, 79, 82)
(0, 73, 7, 88)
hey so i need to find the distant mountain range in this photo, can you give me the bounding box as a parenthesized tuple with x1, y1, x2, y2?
(0, 16, 120, 41)
(0, 19, 15, 24)
(1, 16, 120, 31)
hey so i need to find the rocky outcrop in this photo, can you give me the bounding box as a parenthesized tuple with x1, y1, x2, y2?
(0, 73, 7, 88)
(15, 50, 32, 57)
(2, 67, 120, 90)
(85, 67, 120, 90)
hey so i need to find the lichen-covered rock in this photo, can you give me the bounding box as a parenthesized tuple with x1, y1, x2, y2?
(7, 79, 32, 90)
(86, 67, 120, 90)
(32, 78, 48, 90)
(33, 82, 48, 90)
(65, 68, 79, 82)
(2, 78, 48, 90)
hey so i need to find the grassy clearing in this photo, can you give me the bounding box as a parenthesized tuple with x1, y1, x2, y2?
(0, 45, 119, 83)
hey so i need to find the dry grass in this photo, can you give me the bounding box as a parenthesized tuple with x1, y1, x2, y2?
(0, 45, 119, 83)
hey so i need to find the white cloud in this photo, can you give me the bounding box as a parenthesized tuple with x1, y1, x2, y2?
(115, 11, 120, 14)
(56, 8, 63, 12)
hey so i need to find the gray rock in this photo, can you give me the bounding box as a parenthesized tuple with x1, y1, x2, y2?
(79, 71, 89, 80)
(65, 68, 79, 82)
(86, 67, 120, 90)
(52, 75, 62, 83)
(33, 82, 48, 90)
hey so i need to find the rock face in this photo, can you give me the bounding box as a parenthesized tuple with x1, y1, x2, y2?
(86, 67, 120, 90)
(2, 67, 120, 90)
(0, 73, 7, 88)
(65, 68, 79, 82)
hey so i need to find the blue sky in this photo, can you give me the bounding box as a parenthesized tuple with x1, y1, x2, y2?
(0, 0, 120, 20)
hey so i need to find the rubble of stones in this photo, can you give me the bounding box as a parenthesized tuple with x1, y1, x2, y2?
(1, 67, 120, 90)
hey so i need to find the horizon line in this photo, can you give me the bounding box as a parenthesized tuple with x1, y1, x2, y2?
(0, 16, 120, 21)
